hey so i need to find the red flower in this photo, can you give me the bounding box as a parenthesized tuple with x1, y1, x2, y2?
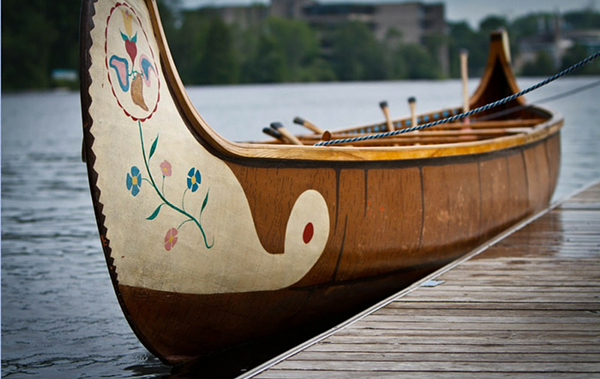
(160, 160, 172, 177)
(164, 228, 178, 251)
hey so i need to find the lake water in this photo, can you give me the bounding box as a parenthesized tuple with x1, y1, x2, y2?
(2, 78, 600, 378)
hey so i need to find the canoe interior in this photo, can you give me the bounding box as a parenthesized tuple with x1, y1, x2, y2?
(79, 0, 563, 373)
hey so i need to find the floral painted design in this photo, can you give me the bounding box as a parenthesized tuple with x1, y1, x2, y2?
(164, 228, 178, 251)
(110, 4, 210, 252)
(160, 160, 172, 177)
(126, 166, 142, 196)
(187, 168, 201, 192)
(106, 3, 160, 121)
(124, 121, 213, 252)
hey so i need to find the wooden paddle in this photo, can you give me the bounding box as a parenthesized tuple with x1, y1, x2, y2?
(460, 48, 471, 126)
(408, 97, 418, 129)
(271, 122, 303, 145)
(379, 101, 395, 132)
(294, 117, 333, 143)
(263, 127, 285, 143)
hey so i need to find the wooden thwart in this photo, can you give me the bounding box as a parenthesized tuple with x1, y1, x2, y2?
(248, 181, 600, 379)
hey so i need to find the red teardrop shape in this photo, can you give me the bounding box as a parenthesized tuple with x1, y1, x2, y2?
(303, 222, 314, 244)
(125, 39, 137, 64)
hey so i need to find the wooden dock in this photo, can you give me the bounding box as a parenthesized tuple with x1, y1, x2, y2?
(243, 180, 600, 379)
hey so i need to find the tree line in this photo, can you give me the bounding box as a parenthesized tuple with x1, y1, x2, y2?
(164, 4, 600, 85)
(2, 0, 599, 91)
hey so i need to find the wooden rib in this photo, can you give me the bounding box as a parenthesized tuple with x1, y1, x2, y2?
(332, 119, 545, 137)
(300, 128, 531, 140)
(295, 129, 532, 147)
(431, 119, 546, 130)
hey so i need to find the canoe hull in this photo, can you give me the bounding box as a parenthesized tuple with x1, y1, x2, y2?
(117, 132, 560, 365)
(79, 0, 562, 370)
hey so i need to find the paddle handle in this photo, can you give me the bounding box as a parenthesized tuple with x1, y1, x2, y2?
(263, 127, 284, 141)
(379, 101, 394, 132)
(294, 117, 324, 134)
(271, 122, 303, 145)
(408, 97, 417, 128)
(460, 49, 470, 124)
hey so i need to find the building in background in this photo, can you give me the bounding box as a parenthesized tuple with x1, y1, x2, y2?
(213, 4, 270, 29)
(212, 0, 449, 76)
(517, 12, 600, 71)
(272, 1, 446, 45)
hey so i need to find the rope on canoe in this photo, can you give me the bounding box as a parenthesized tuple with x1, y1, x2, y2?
(477, 78, 600, 122)
(315, 49, 600, 147)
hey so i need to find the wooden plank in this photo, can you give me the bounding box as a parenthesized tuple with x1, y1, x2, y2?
(256, 371, 600, 379)
(399, 292, 600, 302)
(289, 351, 600, 363)
(435, 272, 600, 280)
(462, 257, 600, 264)
(307, 343, 600, 354)
(358, 315, 600, 325)
(410, 279, 600, 287)
(384, 301, 600, 310)
(410, 286, 600, 293)
(331, 329, 600, 343)
(373, 308, 600, 317)
(272, 360, 600, 373)
(348, 321, 600, 331)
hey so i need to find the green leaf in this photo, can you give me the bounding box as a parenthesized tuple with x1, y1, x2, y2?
(149, 135, 159, 160)
(201, 189, 210, 214)
(147, 203, 164, 220)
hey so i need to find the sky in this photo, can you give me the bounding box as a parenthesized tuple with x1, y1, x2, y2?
(179, 0, 598, 27)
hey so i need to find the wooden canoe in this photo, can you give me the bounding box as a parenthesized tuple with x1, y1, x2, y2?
(80, 0, 562, 373)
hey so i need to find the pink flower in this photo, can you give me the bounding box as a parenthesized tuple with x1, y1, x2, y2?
(160, 160, 172, 177)
(164, 228, 178, 251)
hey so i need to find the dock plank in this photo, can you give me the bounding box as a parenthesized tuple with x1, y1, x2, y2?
(256, 372, 600, 379)
(247, 181, 600, 379)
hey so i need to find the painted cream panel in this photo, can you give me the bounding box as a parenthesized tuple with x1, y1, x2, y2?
(88, 0, 329, 294)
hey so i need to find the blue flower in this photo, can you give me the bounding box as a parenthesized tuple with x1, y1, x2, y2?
(187, 167, 201, 192)
(126, 166, 142, 196)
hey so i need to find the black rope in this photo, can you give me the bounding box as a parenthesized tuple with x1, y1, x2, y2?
(477, 79, 600, 122)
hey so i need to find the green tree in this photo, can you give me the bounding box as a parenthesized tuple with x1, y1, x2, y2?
(387, 50, 408, 80)
(422, 32, 447, 78)
(447, 21, 487, 77)
(298, 58, 337, 82)
(157, 0, 182, 38)
(398, 44, 442, 79)
(198, 17, 239, 84)
(329, 22, 387, 81)
(248, 34, 287, 83)
(521, 51, 556, 76)
(479, 16, 508, 34)
(168, 9, 212, 84)
(2, 0, 80, 90)
(563, 10, 600, 30)
(264, 17, 320, 81)
(561, 44, 600, 75)
(510, 14, 548, 41)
